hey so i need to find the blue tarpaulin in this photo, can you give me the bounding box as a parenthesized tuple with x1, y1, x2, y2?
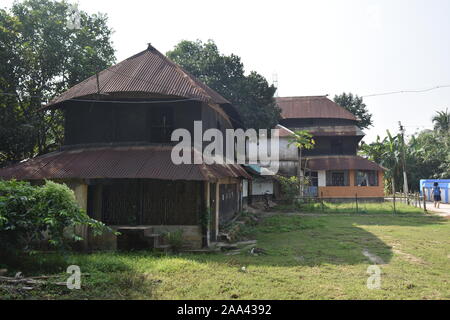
(420, 179, 450, 203)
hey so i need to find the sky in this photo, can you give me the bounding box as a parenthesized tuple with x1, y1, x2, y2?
(3, 0, 450, 142)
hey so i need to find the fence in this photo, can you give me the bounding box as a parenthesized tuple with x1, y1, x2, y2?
(275, 191, 427, 214)
(386, 191, 428, 214)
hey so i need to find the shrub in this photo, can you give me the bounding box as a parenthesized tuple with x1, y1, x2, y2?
(163, 229, 184, 253)
(0, 180, 111, 260)
(275, 175, 300, 204)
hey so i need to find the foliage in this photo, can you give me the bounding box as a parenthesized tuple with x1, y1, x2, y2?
(287, 130, 315, 193)
(275, 175, 300, 204)
(198, 208, 211, 231)
(287, 130, 315, 150)
(0, 180, 111, 259)
(0, 0, 115, 166)
(432, 108, 450, 133)
(334, 92, 373, 130)
(360, 109, 450, 192)
(166, 39, 281, 130)
(360, 130, 402, 193)
(163, 229, 184, 253)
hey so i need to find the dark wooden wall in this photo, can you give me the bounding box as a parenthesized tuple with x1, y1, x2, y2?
(302, 136, 360, 156)
(63, 100, 205, 146)
(88, 180, 202, 226)
(219, 183, 238, 224)
(63, 100, 235, 147)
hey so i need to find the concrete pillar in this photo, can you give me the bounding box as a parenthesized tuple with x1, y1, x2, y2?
(73, 183, 88, 210)
(318, 170, 326, 187)
(72, 183, 89, 250)
(349, 170, 355, 186)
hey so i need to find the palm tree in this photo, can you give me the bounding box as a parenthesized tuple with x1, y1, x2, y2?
(288, 130, 315, 195)
(381, 130, 401, 195)
(432, 108, 450, 133)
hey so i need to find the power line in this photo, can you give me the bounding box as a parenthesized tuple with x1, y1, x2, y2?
(362, 84, 450, 98)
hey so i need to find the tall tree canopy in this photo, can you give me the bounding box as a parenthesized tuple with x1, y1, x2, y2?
(0, 0, 115, 166)
(334, 92, 373, 130)
(167, 40, 280, 130)
(432, 108, 450, 133)
(360, 109, 450, 192)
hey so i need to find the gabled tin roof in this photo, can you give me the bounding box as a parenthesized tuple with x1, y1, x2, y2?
(276, 96, 357, 121)
(0, 146, 251, 182)
(45, 44, 231, 108)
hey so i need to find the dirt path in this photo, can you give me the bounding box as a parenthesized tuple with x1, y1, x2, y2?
(425, 202, 450, 217)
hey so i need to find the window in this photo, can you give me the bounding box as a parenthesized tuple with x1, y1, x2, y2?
(326, 170, 349, 186)
(355, 170, 378, 186)
(305, 171, 318, 186)
(149, 106, 174, 143)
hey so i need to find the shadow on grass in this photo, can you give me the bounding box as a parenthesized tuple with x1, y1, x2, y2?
(180, 213, 448, 268)
(0, 251, 157, 300)
(2, 213, 447, 299)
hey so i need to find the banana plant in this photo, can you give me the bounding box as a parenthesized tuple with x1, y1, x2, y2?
(288, 130, 315, 195)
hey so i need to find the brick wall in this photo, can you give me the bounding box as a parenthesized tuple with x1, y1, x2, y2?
(319, 170, 384, 198)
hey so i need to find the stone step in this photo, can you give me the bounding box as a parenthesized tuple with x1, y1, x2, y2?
(144, 233, 162, 238)
(154, 244, 171, 249)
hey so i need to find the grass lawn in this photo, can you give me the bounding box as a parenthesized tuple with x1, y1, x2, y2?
(1, 204, 450, 300)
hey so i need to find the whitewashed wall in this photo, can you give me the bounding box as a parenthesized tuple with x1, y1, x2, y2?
(242, 179, 248, 197)
(318, 170, 326, 187)
(252, 179, 274, 195)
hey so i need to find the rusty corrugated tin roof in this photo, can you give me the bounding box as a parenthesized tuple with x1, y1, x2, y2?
(45, 44, 231, 108)
(306, 155, 384, 171)
(0, 146, 251, 181)
(276, 124, 364, 137)
(276, 96, 357, 121)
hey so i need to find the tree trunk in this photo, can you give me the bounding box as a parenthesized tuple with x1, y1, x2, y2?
(391, 177, 396, 195)
(298, 148, 303, 196)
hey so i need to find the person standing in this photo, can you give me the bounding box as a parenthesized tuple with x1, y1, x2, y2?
(432, 182, 442, 208)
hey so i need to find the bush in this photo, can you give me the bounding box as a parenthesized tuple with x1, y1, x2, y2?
(275, 175, 300, 204)
(0, 180, 111, 260)
(163, 229, 184, 253)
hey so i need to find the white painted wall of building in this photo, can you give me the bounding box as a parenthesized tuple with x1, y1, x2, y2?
(318, 170, 326, 187)
(242, 179, 248, 197)
(252, 179, 274, 195)
(278, 137, 299, 160)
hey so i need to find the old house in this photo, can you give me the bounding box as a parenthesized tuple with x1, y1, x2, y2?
(0, 45, 251, 249)
(274, 96, 384, 201)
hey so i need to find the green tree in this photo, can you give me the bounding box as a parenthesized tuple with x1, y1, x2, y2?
(359, 131, 401, 194)
(432, 108, 450, 133)
(360, 126, 450, 193)
(288, 130, 315, 194)
(275, 175, 300, 205)
(334, 92, 373, 130)
(0, 0, 115, 166)
(167, 40, 280, 130)
(0, 180, 113, 260)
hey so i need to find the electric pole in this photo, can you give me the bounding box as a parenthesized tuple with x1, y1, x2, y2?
(399, 121, 409, 203)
